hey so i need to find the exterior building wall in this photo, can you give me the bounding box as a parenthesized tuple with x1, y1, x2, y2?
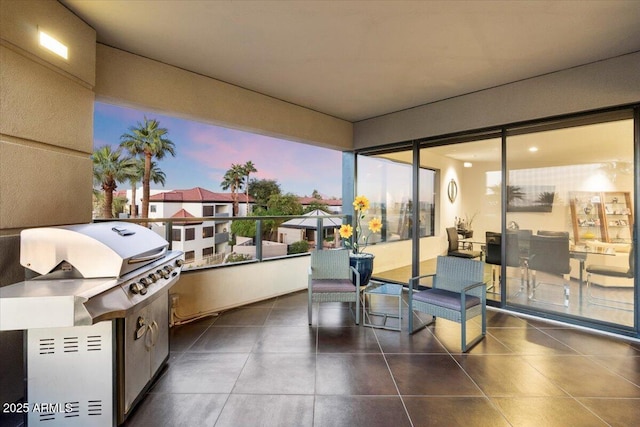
(278, 227, 305, 245)
(122, 188, 168, 217)
(233, 239, 288, 260)
(147, 198, 234, 267)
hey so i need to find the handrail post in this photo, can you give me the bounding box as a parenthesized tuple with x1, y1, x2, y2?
(256, 219, 263, 261)
(165, 221, 173, 250)
(317, 217, 323, 251)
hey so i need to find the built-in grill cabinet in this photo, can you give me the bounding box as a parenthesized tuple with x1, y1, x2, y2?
(0, 222, 184, 426)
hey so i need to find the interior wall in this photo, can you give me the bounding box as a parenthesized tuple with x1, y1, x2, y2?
(354, 52, 640, 148)
(0, 0, 96, 409)
(94, 44, 353, 152)
(460, 161, 501, 239)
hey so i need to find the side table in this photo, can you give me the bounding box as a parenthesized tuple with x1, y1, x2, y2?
(363, 280, 403, 331)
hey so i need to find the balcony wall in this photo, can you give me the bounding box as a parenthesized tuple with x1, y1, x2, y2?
(170, 255, 309, 320)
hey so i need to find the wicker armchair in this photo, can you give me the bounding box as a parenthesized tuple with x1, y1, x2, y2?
(308, 249, 361, 325)
(408, 256, 486, 352)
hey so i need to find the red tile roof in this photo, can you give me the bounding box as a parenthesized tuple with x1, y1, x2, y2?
(170, 208, 202, 225)
(171, 208, 196, 218)
(150, 187, 254, 203)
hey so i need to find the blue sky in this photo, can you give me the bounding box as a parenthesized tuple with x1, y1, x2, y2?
(93, 102, 342, 198)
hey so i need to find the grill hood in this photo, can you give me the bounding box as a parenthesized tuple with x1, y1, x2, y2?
(20, 222, 169, 278)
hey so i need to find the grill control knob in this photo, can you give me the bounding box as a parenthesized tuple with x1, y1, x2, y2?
(158, 269, 169, 279)
(148, 273, 159, 283)
(139, 277, 151, 287)
(130, 282, 147, 295)
(164, 265, 174, 272)
(175, 259, 184, 267)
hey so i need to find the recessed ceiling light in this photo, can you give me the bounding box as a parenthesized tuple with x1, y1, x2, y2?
(39, 30, 68, 60)
(529, 147, 538, 152)
(463, 162, 473, 168)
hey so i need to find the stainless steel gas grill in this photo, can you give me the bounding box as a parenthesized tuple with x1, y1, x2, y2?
(0, 222, 184, 426)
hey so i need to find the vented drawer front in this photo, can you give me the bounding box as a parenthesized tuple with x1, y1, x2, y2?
(27, 322, 113, 426)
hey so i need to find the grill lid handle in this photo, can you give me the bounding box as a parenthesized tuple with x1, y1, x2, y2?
(111, 226, 136, 236)
(128, 246, 168, 264)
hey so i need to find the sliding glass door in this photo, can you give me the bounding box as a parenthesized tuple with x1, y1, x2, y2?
(353, 108, 637, 334)
(505, 111, 635, 328)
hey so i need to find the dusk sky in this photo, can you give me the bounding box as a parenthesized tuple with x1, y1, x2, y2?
(93, 102, 342, 198)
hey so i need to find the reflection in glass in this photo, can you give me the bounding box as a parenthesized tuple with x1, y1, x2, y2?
(356, 154, 435, 244)
(505, 113, 634, 327)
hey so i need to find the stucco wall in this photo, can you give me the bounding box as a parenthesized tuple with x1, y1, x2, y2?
(170, 255, 308, 318)
(0, 0, 96, 232)
(0, 0, 96, 410)
(354, 52, 640, 148)
(94, 44, 353, 152)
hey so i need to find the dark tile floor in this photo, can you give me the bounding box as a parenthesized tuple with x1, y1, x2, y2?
(124, 290, 640, 427)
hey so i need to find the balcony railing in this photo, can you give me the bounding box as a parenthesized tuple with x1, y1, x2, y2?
(95, 213, 348, 271)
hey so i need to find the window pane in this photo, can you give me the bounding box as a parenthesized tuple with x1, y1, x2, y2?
(185, 228, 195, 241)
(419, 135, 502, 301)
(357, 153, 419, 244)
(505, 112, 634, 327)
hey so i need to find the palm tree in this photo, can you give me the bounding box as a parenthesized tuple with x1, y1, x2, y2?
(242, 161, 257, 213)
(147, 161, 167, 192)
(92, 145, 136, 218)
(120, 117, 175, 218)
(127, 159, 143, 217)
(127, 159, 167, 217)
(221, 163, 245, 216)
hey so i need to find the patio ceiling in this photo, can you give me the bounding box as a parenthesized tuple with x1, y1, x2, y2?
(61, 0, 640, 122)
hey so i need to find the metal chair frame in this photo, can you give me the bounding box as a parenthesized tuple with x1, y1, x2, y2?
(308, 249, 361, 325)
(408, 256, 486, 352)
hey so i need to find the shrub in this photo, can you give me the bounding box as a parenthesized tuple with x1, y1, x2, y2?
(225, 252, 252, 263)
(288, 240, 309, 254)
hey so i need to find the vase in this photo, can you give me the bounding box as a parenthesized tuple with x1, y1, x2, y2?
(349, 253, 375, 286)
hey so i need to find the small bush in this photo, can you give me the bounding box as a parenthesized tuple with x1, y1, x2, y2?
(289, 240, 310, 254)
(225, 252, 252, 263)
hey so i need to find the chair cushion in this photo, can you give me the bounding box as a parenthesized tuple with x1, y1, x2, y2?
(413, 288, 480, 310)
(312, 279, 357, 293)
(586, 265, 633, 278)
(449, 250, 482, 259)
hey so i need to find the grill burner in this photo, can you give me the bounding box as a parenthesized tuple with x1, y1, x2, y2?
(0, 222, 184, 426)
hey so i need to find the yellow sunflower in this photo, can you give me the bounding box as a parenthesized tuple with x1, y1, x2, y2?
(339, 224, 353, 239)
(368, 217, 382, 233)
(353, 195, 370, 212)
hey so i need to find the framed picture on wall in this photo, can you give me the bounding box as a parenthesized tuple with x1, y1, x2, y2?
(507, 185, 555, 213)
